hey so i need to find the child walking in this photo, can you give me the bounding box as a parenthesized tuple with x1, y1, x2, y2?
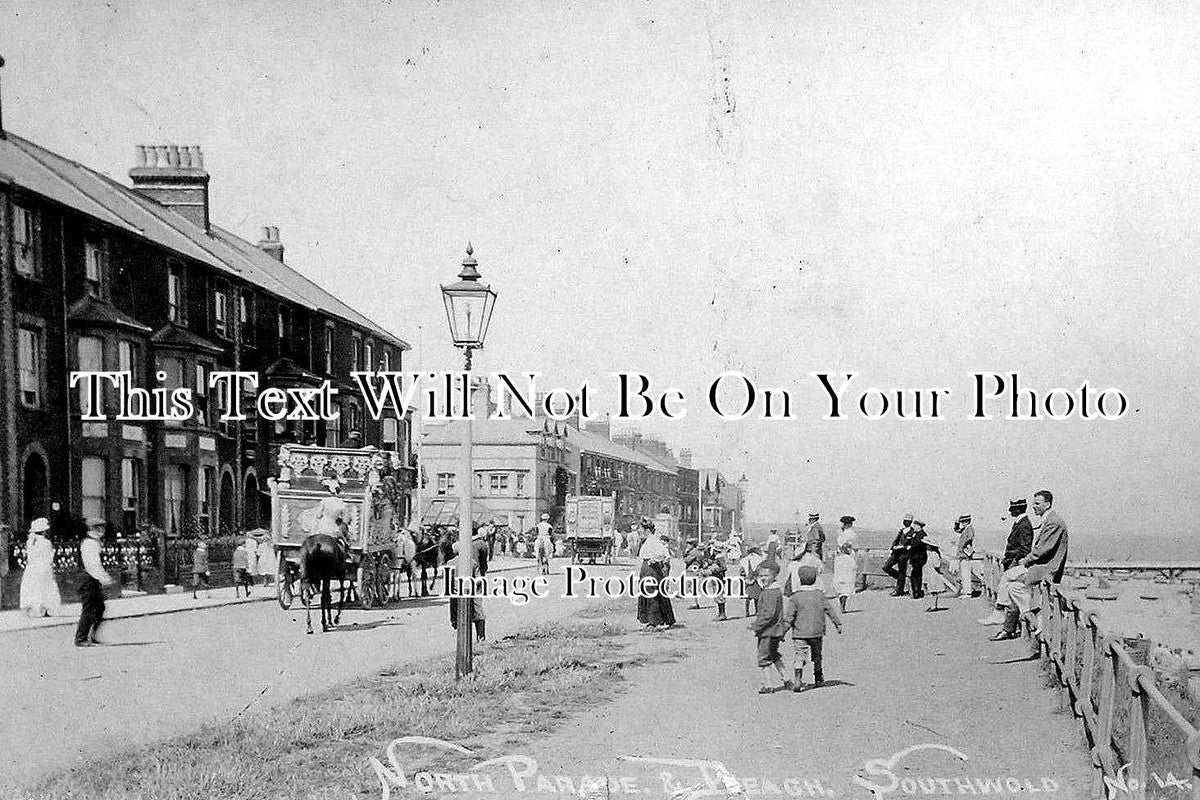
(785, 565, 844, 690)
(750, 565, 792, 694)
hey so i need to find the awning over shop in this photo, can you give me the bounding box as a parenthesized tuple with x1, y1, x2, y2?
(420, 497, 499, 527)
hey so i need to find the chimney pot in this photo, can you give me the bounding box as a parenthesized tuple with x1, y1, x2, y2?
(257, 225, 285, 261)
(130, 143, 212, 231)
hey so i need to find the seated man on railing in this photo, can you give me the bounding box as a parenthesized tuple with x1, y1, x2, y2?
(979, 497, 1034, 637)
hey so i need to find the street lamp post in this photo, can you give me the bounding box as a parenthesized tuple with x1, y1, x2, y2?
(440, 243, 498, 680)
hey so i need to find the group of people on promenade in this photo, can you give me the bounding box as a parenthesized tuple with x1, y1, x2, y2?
(878, 512, 979, 600)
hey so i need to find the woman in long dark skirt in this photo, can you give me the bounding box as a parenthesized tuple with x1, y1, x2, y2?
(636, 525, 676, 630)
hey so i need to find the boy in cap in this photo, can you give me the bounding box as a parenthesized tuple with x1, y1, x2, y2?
(76, 518, 114, 647)
(749, 564, 790, 693)
(784, 564, 844, 690)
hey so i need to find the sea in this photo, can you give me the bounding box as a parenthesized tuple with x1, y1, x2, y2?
(743, 523, 1196, 564)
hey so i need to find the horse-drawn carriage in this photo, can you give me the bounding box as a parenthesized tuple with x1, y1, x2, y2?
(269, 444, 404, 611)
(565, 495, 616, 565)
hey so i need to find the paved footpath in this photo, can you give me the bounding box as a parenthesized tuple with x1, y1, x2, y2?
(0, 555, 533, 633)
(516, 588, 1095, 799)
(0, 556, 549, 790)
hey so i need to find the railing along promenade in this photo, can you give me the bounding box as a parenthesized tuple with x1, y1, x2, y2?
(982, 552, 1200, 800)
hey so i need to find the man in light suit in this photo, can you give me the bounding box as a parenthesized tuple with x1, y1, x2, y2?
(1011, 490, 1069, 644)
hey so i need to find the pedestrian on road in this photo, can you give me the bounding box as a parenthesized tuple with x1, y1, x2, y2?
(906, 520, 930, 599)
(981, 498, 1035, 638)
(750, 564, 790, 693)
(449, 532, 489, 642)
(738, 545, 765, 617)
(804, 513, 826, 560)
(257, 535, 276, 587)
(534, 513, 554, 574)
(636, 524, 676, 631)
(20, 517, 60, 618)
(882, 513, 915, 596)
(784, 565, 844, 691)
(954, 515, 977, 598)
(192, 540, 211, 599)
(75, 518, 114, 647)
(232, 540, 253, 598)
(244, 532, 259, 579)
(832, 515, 858, 613)
(763, 531, 781, 574)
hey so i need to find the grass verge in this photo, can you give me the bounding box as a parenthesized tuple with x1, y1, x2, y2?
(24, 605, 681, 800)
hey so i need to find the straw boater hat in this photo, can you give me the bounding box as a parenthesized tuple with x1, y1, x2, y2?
(807, 512, 819, 521)
(958, 514, 972, 524)
(540, 513, 549, 520)
(29, 517, 50, 534)
(912, 519, 926, 528)
(1008, 497, 1027, 513)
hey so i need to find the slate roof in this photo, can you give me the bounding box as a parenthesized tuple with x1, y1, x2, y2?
(0, 132, 408, 350)
(421, 418, 567, 447)
(570, 426, 675, 474)
(149, 324, 225, 354)
(67, 296, 152, 333)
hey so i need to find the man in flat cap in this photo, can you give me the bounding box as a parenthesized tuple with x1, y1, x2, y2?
(75, 518, 114, 647)
(980, 498, 1035, 636)
(804, 512, 825, 561)
(882, 513, 915, 596)
(954, 514, 977, 598)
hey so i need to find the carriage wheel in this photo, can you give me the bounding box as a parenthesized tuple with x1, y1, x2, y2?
(277, 561, 294, 610)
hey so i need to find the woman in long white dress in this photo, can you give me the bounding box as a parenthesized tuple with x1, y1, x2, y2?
(20, 518, 61, 617)
(833, 516, 858, 612)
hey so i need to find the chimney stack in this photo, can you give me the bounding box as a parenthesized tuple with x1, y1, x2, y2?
(679, 448, 693, 468)
(129, 144, 210, 231)
(257, 226, 284, 262)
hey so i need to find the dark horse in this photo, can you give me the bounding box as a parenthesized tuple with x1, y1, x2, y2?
(299, 533, 346, 634)
(400, 526, 454, 597)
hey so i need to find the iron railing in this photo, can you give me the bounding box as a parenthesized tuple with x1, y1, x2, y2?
(983, 553, 1200, 800)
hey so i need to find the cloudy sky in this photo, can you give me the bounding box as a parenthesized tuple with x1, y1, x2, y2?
(5, 0, 1198, 548)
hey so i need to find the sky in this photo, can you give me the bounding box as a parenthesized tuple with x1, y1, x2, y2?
(3, 0, 1199, 550)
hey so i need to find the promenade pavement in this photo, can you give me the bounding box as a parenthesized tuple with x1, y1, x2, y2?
(519, 588, 1095, 799)
(0, 555, 533, 634)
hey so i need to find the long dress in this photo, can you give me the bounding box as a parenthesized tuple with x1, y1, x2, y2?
(19, 533, 61, 615)
(636, 539, 676, 627)
(833, 528, 857, 597)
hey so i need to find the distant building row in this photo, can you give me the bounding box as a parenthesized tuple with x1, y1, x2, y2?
(418, 383, 747, 541)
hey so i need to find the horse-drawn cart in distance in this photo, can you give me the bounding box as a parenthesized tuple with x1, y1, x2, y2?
(565, 495, 616, 565)
(269, 444, 405, 611)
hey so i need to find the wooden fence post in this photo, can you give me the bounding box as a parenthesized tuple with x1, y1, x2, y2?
(1126, 666, 1152, 800)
